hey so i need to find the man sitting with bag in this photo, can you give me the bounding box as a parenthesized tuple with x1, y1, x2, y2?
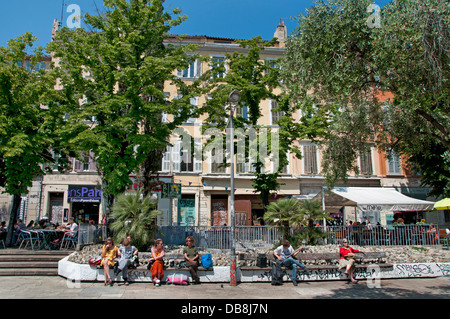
(273, 239, 307, 286)
(183, 236, 200, 285)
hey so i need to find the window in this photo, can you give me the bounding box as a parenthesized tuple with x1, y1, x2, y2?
(270, 100, 284, 125)
(52, 151, 61, 171)
(82, 154, 90, 171)
(265, 58, 280, 75)
(175, 94, 197, 123)
(235, 103, 248, 120)
(359, 148, 373, 175)
(172, 138, 202, 173)
(237, 161, 255, 174)
(210, 148, 226, 173)
(303, 144, 318, 175)
(387, 151, 402, 175)
(210, 55, 226, 78)
(177, 58, 202, 79)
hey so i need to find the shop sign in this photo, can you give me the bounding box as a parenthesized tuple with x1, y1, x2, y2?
(161, 183, 181, 198)
(68, 185, 102, 203)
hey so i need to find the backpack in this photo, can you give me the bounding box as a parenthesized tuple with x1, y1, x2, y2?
(271, 261, 283, 285)
(256, 254, 267, 268)
(201, 254, 213, 269)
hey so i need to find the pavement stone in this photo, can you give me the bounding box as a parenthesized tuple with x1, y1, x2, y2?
(0, 275, 449, 300)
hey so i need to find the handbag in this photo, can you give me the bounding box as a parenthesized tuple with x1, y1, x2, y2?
(88, 257, 101, 267)
(345, 253, 356, 261)
(168, 273, 188, 285)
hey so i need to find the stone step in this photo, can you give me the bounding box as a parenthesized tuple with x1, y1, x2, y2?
(0, 268, 58, 276)
(0, 249, 72, 276)
(0, 261, 59, 268)
(0, 255, 66, 262)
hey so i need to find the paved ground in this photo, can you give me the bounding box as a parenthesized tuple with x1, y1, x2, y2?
(1, 275, 449, 300)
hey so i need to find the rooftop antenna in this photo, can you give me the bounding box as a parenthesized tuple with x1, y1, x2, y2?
(60, 0, 66, 28)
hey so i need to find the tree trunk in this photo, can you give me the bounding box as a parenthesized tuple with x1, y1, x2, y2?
(5, 194, 22, 247)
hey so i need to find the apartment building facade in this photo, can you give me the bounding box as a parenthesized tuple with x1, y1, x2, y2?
(1, 21, 442, 229)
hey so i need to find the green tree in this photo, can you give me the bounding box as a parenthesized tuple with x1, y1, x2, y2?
(109, 188, 161, 250)
(48, 0, 204, 214)
(0, 33, 67, 246)
(282, 0, 450, 196)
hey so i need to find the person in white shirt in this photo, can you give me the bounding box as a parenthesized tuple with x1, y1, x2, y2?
(64, 218, 78, 236)
(273, 240, 307, 286)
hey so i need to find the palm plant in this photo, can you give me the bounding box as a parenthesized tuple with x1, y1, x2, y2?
(264, 198, 303, 241)
(264, 198, 331, 245)
(297, 199, 331, 245)
(109, 188, 162, 250)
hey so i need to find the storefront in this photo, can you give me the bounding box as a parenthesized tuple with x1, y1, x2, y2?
(67, 185, 101, 224)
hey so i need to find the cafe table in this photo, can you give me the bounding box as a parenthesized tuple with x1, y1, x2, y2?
(36, 229, 64, 250)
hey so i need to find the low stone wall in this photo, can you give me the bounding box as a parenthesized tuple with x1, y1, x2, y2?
(59, 255, 450, 283)
(60, 244, 450, 283)
(68, 244, 450, 267)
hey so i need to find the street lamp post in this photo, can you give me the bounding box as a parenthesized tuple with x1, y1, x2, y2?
(228, 89, 240, 287)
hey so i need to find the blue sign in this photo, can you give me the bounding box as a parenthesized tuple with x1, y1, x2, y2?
(68, 185, 102, 203)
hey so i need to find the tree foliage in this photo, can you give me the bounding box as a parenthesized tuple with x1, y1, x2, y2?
(0, 33, 66, 245)
(48, 0, 204, 210)
(282, 0, 450, 196)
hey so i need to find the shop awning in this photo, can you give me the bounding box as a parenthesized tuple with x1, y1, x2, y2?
(313, 187, 434, 212)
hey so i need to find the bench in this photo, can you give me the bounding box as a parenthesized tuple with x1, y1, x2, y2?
(239, 251, 393, 282)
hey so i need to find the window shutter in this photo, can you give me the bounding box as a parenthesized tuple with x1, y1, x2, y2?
(162, 146, 171, 172)
(196, 59, 202, 78)
(172, 141, 181, 172)
(89, 151, 96, 171)
(194, 138, 202, 173)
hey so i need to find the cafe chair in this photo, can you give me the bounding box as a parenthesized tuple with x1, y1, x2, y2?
(18, 230, 40, 250)
(60, 231, 78, 250)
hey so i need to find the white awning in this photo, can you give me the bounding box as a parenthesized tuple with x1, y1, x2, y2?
(327, 187, 434, 212)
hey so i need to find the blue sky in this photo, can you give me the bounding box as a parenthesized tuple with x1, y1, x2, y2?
(0, 0, 391, 51)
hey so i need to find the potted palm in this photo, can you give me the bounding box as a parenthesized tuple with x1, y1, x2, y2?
(109, 188, 162, 251)
(264, 198, 330, 246)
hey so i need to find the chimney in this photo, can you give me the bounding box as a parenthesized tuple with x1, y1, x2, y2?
(51, 19, 60, 41)
(273, 21, 287, 44)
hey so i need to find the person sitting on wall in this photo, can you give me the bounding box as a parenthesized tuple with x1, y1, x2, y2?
(115, 237, 138, 286)
(183, 236, 200, 285)
(273, 239, 307, 286)
(338, 238, 365, 284)
(101, 237, 120, 286)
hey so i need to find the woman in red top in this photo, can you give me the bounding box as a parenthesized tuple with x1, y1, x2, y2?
(339, 239, 364, 284)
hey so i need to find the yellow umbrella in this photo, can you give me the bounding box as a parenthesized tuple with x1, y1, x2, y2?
(433, 198, 450, 210)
